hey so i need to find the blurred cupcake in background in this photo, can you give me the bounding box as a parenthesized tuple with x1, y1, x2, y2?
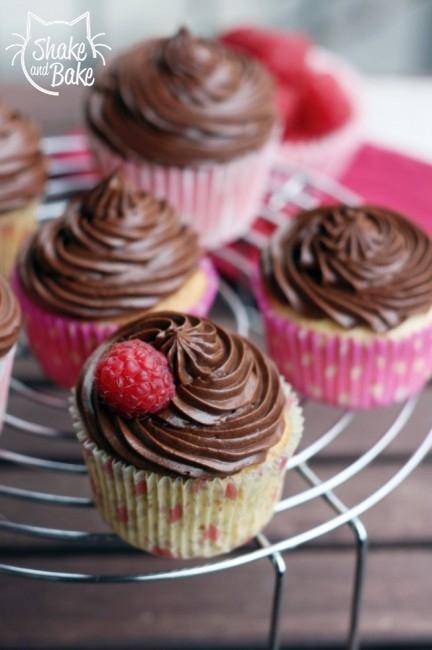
(255, 205, 432, 408)
(0, 100, 47, 277)
(86, 27, 279, 248)
(0, 275, 21, 428)
(14, 172, 218, 388)
(73, 311, 303, 558)
(221, 27, 363, 177)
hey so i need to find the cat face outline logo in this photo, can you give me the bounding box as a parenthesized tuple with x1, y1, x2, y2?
(6, 11, 110, 96)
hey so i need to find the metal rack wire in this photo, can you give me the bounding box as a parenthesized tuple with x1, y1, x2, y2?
(1, 135, 431, 650)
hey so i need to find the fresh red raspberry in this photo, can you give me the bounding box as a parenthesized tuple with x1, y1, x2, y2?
(276, 86, 302, 133)
(221, 28, 311, 84)
(95, 339, 175, 418)
(298, 72, 352, 136)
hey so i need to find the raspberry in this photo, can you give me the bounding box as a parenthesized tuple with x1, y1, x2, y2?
(221, 28, 311, 84)
(95, 339, 175, 418)
(298, 72, 352, 137)
(276, 86, 302, 133)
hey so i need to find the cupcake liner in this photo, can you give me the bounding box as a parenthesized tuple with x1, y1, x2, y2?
(0, 202, 38, 278)
(13, 257, 218, 389)
(277, 49, 364, 177)
(71, 382, 303, 559)
(254, 275, 432, 409)
(90, 134, 279, 249)
(0, 345, 16, 430)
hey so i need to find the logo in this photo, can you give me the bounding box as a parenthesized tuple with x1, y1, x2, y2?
(6, 11, 111, 96)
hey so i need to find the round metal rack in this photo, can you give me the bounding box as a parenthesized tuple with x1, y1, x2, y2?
(1, 136, 431, 650)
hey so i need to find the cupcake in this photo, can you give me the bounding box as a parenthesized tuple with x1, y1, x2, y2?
(221, 28, 363, 177)
(72, 311, 303, 558)
(14, 173, 218, 389)
(0, 276, 21, 427)
(255, 205, 432, 408)
(0, 100, 47, 277)
(86, 27, 279, 248)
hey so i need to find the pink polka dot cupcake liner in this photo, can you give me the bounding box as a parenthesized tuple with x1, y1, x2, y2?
(90, 133, 279, 250)
(254, 275, 432, 409)
(0, 345, 16, 430)
(71, 383, 303, 559)
(12, 257, 218, 389)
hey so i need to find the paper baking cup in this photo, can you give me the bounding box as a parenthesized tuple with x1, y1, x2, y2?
(0, 202, 38, 278)
(13, 257, 218, 389)
(0, 345, 16, 430)
(90, 134, 279, 249)
(254, 276, 432, 409)
(278, 49, 364, 177)
(71, 383, 303, 559)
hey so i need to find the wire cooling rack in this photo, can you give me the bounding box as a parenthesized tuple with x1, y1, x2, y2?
(1, 135, 431, 650)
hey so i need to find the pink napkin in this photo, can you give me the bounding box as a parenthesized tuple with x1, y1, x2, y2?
(341, 143, 432, 234)
(210, 142, 432, 281)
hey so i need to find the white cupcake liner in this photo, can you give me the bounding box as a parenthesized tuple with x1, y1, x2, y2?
(0, 345, 16, 430)
(71, 382, 303, 559)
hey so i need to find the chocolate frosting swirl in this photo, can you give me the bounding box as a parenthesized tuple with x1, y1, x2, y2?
(261, 205, 432, 333)
(0, 100, 47, 213)
(18, 173, 200, 320)
(76, 312, 286, 478)
(0, 275, 21, 357)
(86, 27, 277, 166)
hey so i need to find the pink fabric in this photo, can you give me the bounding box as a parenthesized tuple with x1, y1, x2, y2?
(341, 144, 432, 233)
(13, 258, 218, 389)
